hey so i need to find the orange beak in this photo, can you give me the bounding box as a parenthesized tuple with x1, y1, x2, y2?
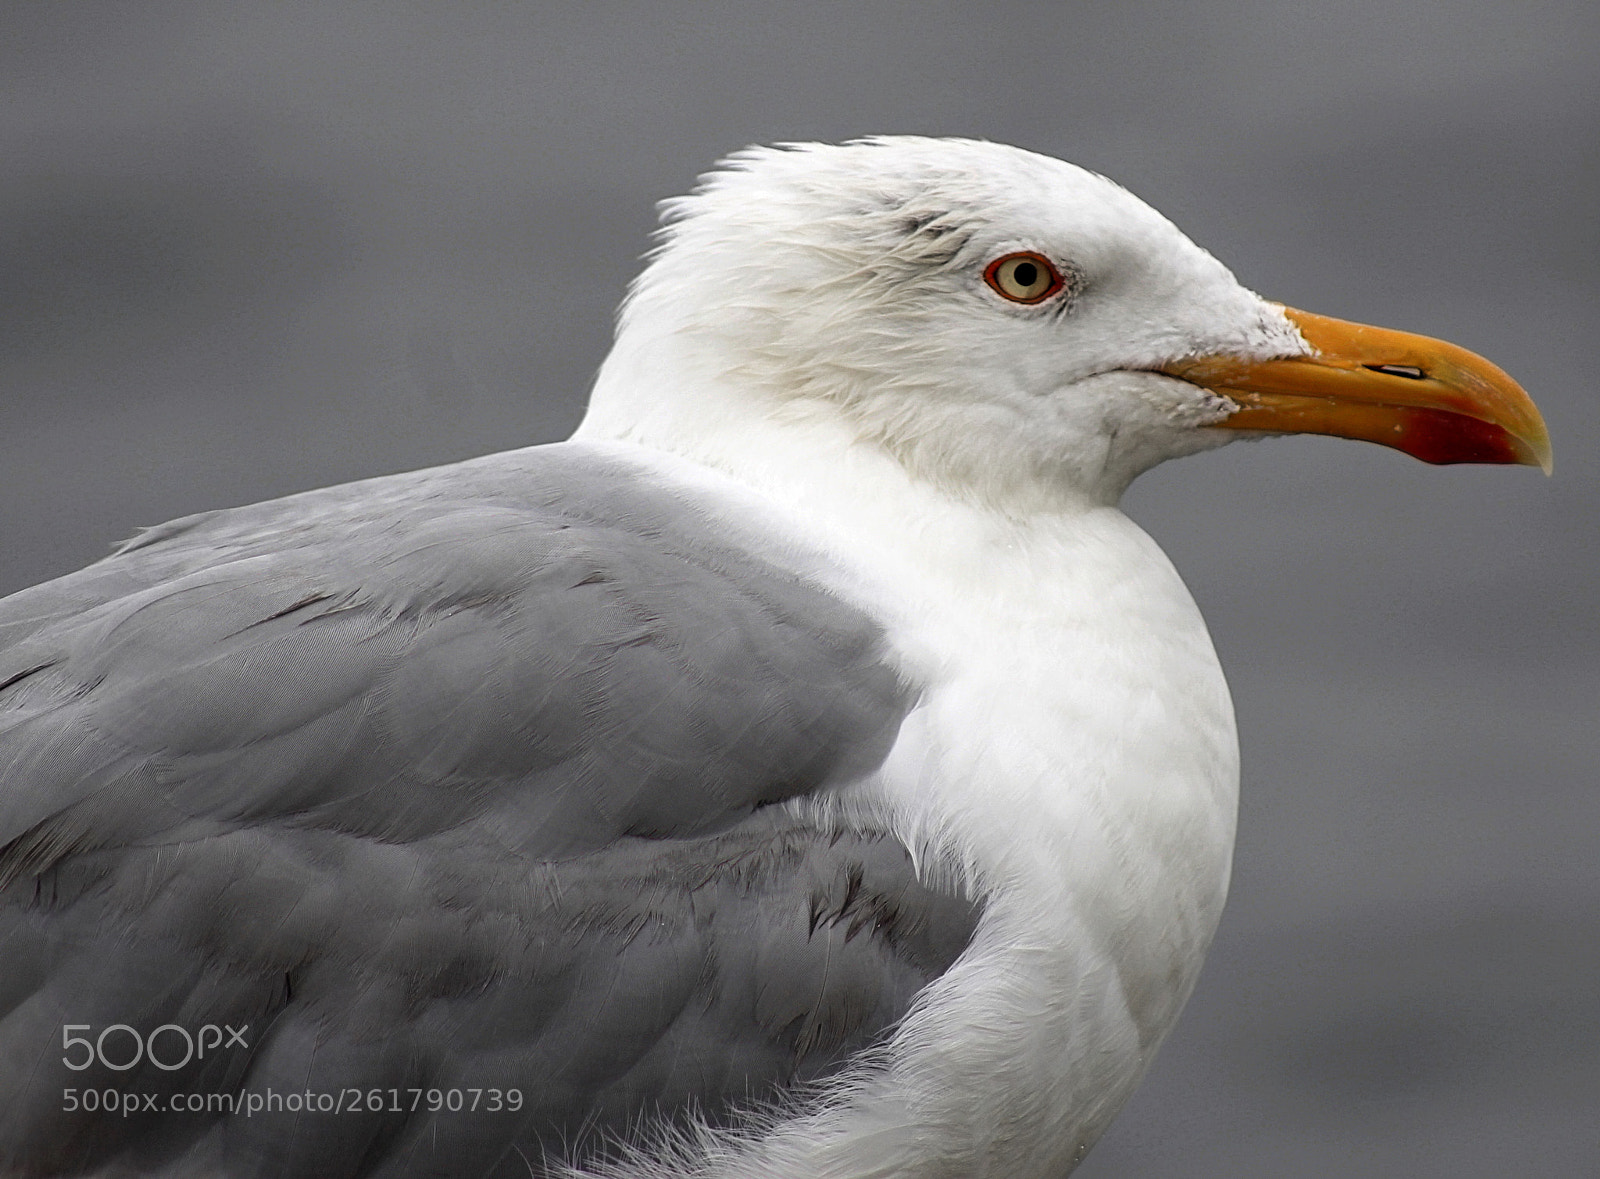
(1161, 306, 1552, 473)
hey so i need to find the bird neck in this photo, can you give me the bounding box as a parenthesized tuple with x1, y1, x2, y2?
(579, 329, 1126, 516)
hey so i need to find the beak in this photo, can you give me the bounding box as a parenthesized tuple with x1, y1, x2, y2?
(1161, 305, 1552, 473)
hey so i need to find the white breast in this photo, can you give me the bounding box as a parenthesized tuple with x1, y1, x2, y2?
(883, 510, 1237, 1171)
(832, 493, 1237, 1175)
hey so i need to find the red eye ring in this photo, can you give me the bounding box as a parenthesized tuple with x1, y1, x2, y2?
(983, 251, 1064, 304)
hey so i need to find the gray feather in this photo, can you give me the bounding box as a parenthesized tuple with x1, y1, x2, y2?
(0, 443, 979, 1178)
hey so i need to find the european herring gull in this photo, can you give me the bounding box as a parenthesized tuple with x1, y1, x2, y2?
(0, 137, 1548, 1178)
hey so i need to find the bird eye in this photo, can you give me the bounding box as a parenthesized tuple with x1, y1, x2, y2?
(984, 251, 1063, 304)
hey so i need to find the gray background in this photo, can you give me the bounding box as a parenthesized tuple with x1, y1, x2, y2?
(2, 3, 1594, 1175)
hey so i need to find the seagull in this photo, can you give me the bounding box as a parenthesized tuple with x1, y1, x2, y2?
(0, 137, 1548, 1179)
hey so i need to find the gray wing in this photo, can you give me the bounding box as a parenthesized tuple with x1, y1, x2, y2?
(0, 443, 979, 1178)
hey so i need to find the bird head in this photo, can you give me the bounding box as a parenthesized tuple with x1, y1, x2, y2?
(584, 137, 1549, 509)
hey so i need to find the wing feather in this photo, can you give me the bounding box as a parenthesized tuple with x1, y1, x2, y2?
(0, 443, 978, 1178)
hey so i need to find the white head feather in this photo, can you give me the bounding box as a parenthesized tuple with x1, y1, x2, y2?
(582, 136, 1307, 509)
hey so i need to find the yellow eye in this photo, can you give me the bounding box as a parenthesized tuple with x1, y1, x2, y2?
(983, 251, 1063, 304)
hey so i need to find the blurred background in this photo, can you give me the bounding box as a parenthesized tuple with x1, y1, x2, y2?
(1, 3, 1595, 1174)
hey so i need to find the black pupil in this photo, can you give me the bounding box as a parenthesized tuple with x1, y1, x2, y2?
(1012, 261, 1038, 288)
